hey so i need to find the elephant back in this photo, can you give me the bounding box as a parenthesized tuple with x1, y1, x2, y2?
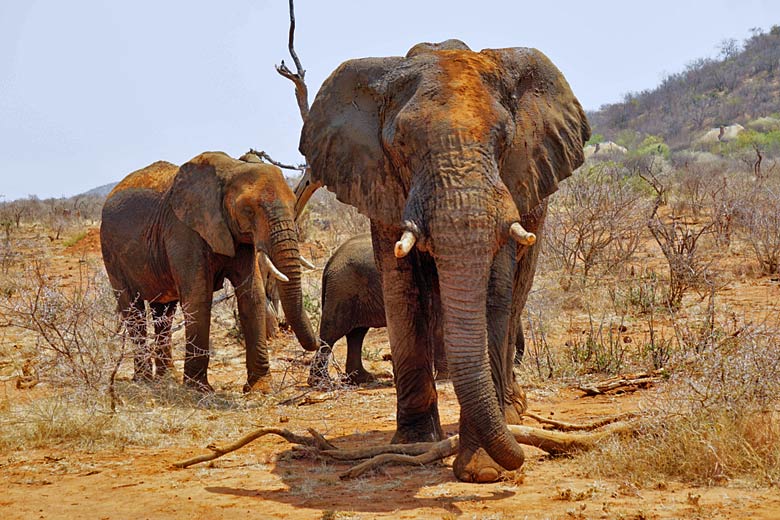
(106, 161, 179, 201)
(320, 234, 385, 341)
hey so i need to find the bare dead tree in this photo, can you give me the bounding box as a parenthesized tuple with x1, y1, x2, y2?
(272, 0, 322, 220)
(275, 0, 309, 123)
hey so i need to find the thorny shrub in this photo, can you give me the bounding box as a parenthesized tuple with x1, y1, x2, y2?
(737, 183, 780, 274)
(0, 259, 128, 410)
(584, 311, 780, 486)
(544, 163, 651, 289)
(298, 189, 369, 252)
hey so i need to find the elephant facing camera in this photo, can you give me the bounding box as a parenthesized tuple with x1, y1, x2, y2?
(301, 41, 589, 482)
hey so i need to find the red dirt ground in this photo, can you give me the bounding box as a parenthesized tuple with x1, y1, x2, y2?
(1, 227, 779, 519)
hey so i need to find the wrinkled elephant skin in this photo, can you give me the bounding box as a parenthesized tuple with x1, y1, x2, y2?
(100, 152, 320, 392)
(301, 40, 589, 482)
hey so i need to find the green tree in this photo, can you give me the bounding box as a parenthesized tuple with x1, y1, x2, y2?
(635, 135, 670, 159)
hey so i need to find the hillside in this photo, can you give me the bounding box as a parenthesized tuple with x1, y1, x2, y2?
(589, 25, 780, 149)
(79, 182, 117, 198)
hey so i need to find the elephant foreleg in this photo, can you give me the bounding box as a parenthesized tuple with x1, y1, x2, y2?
(227, 253, 270, 393)
(514, 326, 525, 365)
(505, 202, 547, 415)
(372, 222, 442, 444)
(430, 281, 448, 381)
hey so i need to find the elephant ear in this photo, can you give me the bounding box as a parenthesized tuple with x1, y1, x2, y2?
(300, 56, 406, 223)
(483, 47, 591, 214)
(168, 160, 236, 257)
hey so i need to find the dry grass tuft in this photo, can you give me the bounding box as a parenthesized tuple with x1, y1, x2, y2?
(581, 317, 780, 486)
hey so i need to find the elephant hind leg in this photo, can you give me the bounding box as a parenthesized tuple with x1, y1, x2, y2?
(150, 301, 177, 378)
(119, 294, 152, 382)
(344, 327, 375, 385)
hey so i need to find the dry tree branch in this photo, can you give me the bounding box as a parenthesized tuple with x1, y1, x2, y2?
(246, 149, 306, 172)
(337, 437, 459, 479)
(172, 420, 641, 477)
(172, 427, 335, 469)
(577, 372, 663, 396)
(271, 0, 322, 220)
(522, 411, 638, 431)
(275, 0, 309, 122)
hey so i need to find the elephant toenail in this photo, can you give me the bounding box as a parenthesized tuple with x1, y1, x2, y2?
(477, 467, 500, 483)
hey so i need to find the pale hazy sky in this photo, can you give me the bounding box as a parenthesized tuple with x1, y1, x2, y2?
(1, 0, 779, 200)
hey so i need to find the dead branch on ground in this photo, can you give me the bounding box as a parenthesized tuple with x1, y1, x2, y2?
(523, 411, 637, 431)
(172, 420, 641, 478)
(172, 427, 335, 469)
(576, 371, 664, 396)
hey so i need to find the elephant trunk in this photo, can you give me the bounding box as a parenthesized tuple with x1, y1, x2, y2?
(433, 220, 525, 473)
(267, 214, 320, 351)
(413, 148, 525, 473)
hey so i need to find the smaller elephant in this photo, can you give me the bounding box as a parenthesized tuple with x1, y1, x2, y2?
(100, 151, 321, 392)
(308, 234, 388, 386)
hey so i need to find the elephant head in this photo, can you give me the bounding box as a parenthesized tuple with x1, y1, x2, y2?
(300, 42, 589, 480)
(168, 151, 320, 352)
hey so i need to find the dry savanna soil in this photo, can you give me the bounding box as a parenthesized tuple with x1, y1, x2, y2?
(1, 223, 779, 520)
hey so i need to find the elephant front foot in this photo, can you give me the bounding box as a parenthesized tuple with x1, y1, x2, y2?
(453, 446, 509, 483)
(392, 408, 443, 444)
(154, 360, 178, 380)
(244, 374, 273, 394)
(307, 365, 334, 388)
(344, 368, 376, 386)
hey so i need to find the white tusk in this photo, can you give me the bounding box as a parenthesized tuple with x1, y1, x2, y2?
(394, 230, 417, 258)
(264, 255, 290, 283)
(509, 222, 536, 246)
(300, 255, 316, 270)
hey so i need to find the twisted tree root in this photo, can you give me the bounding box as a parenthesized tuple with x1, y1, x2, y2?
(173, 420, 640, 478)
(172, 427, 335, 469)
(335, 421, 638, 479)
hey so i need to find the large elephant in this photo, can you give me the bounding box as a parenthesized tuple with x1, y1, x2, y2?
(100, 151, 320, 392)
(298, 40, 589, 482)
(308, 232, 535, 386)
